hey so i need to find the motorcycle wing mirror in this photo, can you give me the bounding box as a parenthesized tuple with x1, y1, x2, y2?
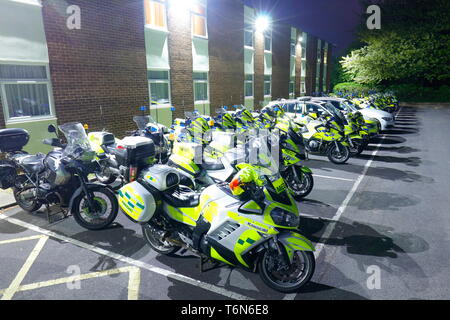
(48, 124, 56, 133)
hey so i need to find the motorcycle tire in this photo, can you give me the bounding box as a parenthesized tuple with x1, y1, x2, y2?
(349, 141, 364, 156)
(258, 249, 315, 293)
(142, 223, 180, 256)
(13, 187, 42, 212)
(71, 185, 118, 230)
(285, 167, 314, 200)
(327, 144, 350, 164)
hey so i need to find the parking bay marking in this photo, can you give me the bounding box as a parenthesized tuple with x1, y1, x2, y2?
(0, 214, 253, 301)
(313, 174, 355, 182)
(284, 135, 386, 300)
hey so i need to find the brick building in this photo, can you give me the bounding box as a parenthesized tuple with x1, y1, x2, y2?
(0, 0, 333, 152)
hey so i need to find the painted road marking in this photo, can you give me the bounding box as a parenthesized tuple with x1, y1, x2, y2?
(0, 266, 141, 300)
(313, 174, 355, 182)
(0, 214, 253, 300)
(284, 136, 386, 300)
(1, 235, 48, 300)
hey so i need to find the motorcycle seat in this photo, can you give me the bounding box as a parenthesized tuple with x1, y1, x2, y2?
(202, 157, 225, 170)
(17, 154, 46, 173)
(163, 185, 200, 208)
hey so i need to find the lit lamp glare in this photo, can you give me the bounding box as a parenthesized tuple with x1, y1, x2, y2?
(255, 15, 270, 32)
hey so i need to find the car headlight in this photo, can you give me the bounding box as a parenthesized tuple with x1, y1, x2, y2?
(382, 117, 392, 121)
(270, 208, 299, 227)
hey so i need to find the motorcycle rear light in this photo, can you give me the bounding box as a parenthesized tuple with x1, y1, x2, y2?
(129, 166, 137, 182)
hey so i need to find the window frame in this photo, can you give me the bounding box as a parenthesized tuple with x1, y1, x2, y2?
(144, 0, 168, 32)
(290, 39, 296, 57)
(0, 63, 55, 124)
(244, 23, 254, 49)
(244, 74, 254, 98)
(264, 30, 272, 53)
(148, 69, 171, 107)
(289, 80, 295, 97)
(191, 2, 208, 39)
(264, 75, 272, 97)
(193, 72, 209, 103)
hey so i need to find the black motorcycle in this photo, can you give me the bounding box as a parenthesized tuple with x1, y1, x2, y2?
(0, 122, 118, 230)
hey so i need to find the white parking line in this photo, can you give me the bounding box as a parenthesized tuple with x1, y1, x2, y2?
(284, 136, 386, 300)
(0, 214, 253, 301)
(313, 174, 355, 182)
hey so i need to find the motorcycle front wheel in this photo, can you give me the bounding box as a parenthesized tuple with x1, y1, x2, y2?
(327, 143, 350, 164)
(258, 250, 315, 293)
(142, 223, 180, 256)
(72, 186, 118, 230)
(285, 167, 314, 200)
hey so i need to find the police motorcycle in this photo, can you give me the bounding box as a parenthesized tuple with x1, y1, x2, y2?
(300, 111, 351, 164)
(88, 115, 169, 187)
(0, 123, 118, 230)
(257, 105, 314, 199)
(117, 134, 315, 293)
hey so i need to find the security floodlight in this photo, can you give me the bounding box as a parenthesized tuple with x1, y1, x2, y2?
(255, 15, 270, 32)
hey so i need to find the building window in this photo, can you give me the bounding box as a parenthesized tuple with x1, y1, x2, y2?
(290, 40, 296, 56)
(264, 31, 272, 52)
(191, 3, 207, 38)
(301, 61, 306, 77)
(244, 23, 254, 48)
(301, 81, 306, 94)
(289, 80, 295, 96)
(193, 72, 209, 102)
(145, 0, 167, 29)
(0, 64, 53, 122)
(148, 70, 171, 106)
(244, 74, 254, 98)
(264, 75, 271, 96)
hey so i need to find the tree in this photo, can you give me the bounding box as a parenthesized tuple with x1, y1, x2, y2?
(340, 0, 450, 86)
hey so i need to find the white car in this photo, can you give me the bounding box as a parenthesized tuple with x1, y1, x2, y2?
(312, 97, 395, 130)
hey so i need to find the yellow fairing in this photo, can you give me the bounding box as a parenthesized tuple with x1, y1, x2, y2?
(167, 205, 200, 227)
(234, 229, 262, 268)
(168, 154, 200, 176)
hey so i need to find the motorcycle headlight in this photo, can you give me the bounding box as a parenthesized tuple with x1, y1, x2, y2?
(270, 208, 299, 227)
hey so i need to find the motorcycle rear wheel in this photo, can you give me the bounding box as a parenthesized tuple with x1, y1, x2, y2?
(13, 187, 42, 212)
(142, 223, 180, 256)
(258, 250, 315, 293)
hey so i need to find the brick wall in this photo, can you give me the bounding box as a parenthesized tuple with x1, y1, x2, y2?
(326, 45, 333, 92)
(0, 97, 4, 128)
(271, 23, 290, 100)
(254, 17, 265, 109)
(208, 0, 244, 109)
(319, 40, 325, 93)
(167, 2, 194, 119)
(294, 28, 303, 97)
(305, 34, 317, 96)
(41, 0, 149, 138)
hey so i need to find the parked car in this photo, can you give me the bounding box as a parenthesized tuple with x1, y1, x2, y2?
(312, 97, 395, 131)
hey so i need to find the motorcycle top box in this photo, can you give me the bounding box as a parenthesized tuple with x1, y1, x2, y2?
(116, 136, 156, 166)
(0, 128, 29, 152)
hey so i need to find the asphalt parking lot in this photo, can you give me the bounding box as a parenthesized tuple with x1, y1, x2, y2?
(0, 106, 449, 300)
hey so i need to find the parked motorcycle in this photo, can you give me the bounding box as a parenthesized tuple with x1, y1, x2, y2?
(0, 123, 118, 230)
(117, 136, 315, 293)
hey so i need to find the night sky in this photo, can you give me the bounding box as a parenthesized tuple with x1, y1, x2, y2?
(243, 0, 364, 56)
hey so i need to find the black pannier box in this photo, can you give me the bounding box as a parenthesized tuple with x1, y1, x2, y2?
(0, 128, 29, 152)
(0, 161, 16, 189)
(114, 136, 155, 166)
